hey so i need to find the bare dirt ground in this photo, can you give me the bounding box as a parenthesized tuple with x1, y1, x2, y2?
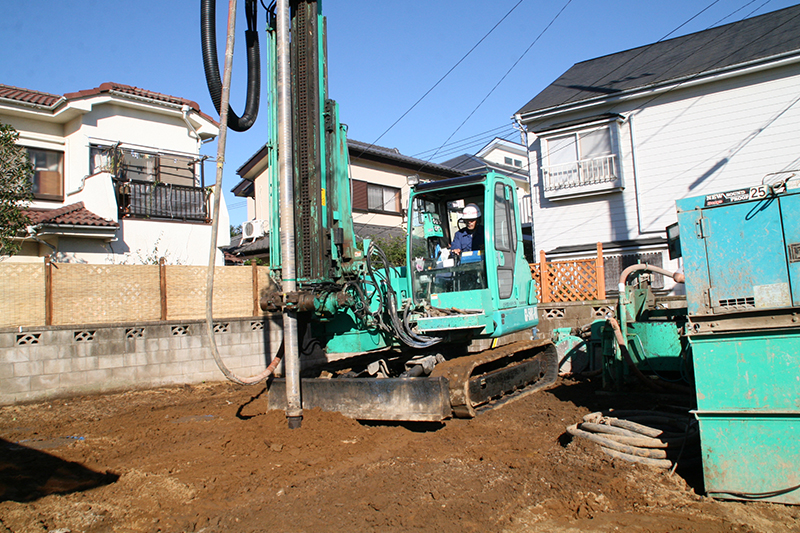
(1, 377, 798, 533)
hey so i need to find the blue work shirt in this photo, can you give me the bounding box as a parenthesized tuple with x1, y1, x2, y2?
(451, 225, 484, 252)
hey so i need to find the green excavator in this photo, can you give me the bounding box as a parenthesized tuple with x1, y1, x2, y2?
(202, 0, 558, 423)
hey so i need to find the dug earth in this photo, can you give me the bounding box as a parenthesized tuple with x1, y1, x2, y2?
(0, 378, 798, 533)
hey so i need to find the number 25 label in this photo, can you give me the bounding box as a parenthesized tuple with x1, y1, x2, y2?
(749, 185, 767, 199)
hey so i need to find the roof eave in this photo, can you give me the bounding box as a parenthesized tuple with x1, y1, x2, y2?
(35, 224, 119, 241)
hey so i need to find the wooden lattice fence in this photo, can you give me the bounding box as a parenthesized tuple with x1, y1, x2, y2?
(0, 258, 273, 328)
(530, 244, 606, 303)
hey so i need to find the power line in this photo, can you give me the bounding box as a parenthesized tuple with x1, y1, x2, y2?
(536, 0, 780, 167)
(427, 128, 520, 162)
(412, 123, 513, 158)
(421, 0, 573, 165)
(360, 0, 528, 156)
(413, 125, 518, 161)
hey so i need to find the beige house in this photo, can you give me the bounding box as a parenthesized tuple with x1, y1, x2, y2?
(229, 139, 465, 261)
(0, 82, 225, 265)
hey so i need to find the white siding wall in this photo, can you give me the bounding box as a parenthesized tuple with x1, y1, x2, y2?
(529, 64, 800, 258)
(633, 66, 800, 233)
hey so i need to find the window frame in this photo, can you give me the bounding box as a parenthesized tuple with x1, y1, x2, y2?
(540, 118, 624, 200)
(351, 179, 402, 214)
(89, 144, 198, 187)
(26, 147, 64, 201)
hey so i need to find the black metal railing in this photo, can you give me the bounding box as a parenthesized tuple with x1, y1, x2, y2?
(117, 180, 210, 222)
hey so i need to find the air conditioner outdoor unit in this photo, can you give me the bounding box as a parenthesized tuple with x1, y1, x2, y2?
(242, 219, 267, 241)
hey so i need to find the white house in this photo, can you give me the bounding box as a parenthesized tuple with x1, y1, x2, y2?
(229, 139, 465, 261)
(515, 5, 800, 292)
(0, 82, 228, 265)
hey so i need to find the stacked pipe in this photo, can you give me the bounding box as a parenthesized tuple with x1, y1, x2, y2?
(567, 410, 700, 469)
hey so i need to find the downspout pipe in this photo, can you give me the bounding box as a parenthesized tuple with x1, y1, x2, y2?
(181, 104, 215, 147)
(277, 0, 303, 429)
(514, 117, 536, 261)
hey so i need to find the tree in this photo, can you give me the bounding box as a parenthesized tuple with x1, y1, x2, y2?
(373, 235, 406, 267)
(0, 123, 33, 256)
(230, 224, 242, 238)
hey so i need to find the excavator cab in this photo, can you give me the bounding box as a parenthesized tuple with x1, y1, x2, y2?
(409, 192, 487, 301)
(405, 171, 541, 341)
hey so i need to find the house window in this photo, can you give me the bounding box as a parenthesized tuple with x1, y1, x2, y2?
(90, 145, 197, 187)
(27, 148, 64, 201)
(352, 180, 401, 214)
(541, 122, 622, 199)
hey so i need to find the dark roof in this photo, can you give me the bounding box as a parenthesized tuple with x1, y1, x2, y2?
(65, 82, 202, 112)
(517, 4, 800, 117)
(441, 154, 488, 172)
(354, 223, 405, 241)
(236, 143, 271, 177)
(225, 234, 270, 256)
(233, 138, 466, 194)
(232, 179, 255, 198)
(440, 154, 529, 181)
(24, 202, 118, 228)
(347, 140, 466, 178)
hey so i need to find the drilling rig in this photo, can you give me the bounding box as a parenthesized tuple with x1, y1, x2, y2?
(201, 0, 558, 423)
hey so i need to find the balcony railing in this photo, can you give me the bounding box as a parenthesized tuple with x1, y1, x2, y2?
(543, 154, 618, 193)
(117, 180, 210, 222)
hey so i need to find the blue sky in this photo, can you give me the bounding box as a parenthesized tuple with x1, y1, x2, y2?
(2, 0, 796, 226)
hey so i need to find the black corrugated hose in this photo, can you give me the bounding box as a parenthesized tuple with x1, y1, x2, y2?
(201, 0, 261, 131)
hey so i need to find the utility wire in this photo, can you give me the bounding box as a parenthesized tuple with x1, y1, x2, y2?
(412, 123, 514, 158)
(412, 0, 729, 165)
(535, 0, 777, 167)
(415, 126, 519, 161)
(420, 0, 573, 166)
(350, 1, 529, 236)
(357, 0, 528, 158)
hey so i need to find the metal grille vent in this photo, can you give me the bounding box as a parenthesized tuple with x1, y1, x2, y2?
(718, 297, 755, 311)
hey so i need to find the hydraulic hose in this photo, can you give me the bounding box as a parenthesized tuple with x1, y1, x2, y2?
(204, 0, 279, 386)
(618, 263, 685, 289)
(201, 0, 261, 132)
(366, 242, 442, 349)
(567, 411, 700, 470)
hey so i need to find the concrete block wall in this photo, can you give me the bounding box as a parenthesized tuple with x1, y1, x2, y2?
(536, 300, 617, 340)
(0, 316, 284, 405)
(536, 296, 687, 339)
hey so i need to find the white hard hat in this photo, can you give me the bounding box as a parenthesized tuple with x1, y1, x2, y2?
(462, 203, 481, 220)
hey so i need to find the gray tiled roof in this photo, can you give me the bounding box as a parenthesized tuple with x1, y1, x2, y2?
(347, 140, 466, 177)
(517, 4, 800, 116)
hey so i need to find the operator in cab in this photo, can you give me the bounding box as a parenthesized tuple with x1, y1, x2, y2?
(450, 203, 484, 257)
